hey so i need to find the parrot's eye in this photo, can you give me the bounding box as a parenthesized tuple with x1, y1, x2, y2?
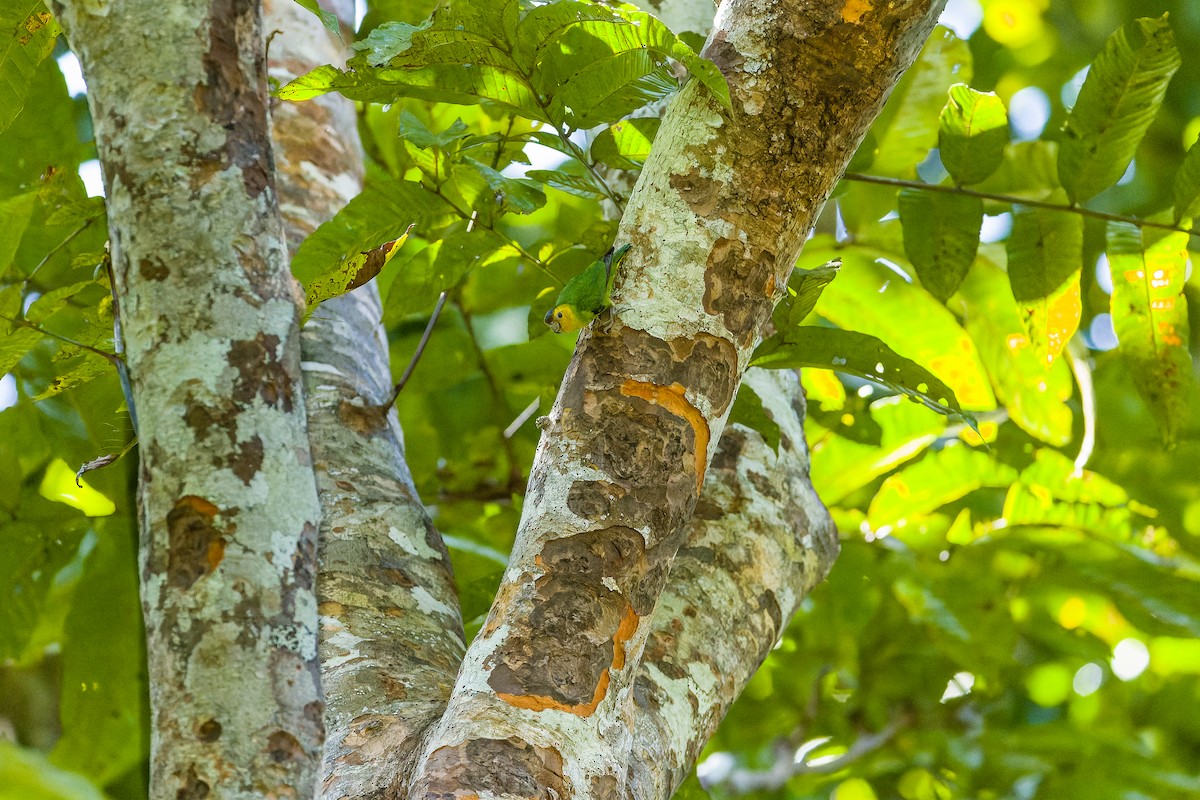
(556, 311, 563, 318)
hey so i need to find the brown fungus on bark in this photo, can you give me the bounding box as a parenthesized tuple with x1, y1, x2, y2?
(419, 737, 566, 800)
(488, 528, 648, 715)
(227, 332, 293, 410)
(702, 237, 778, 345)
(166, 495, 226, 589)
(192, 0, 273, 198)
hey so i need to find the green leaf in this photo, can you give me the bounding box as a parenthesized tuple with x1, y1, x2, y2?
(0, 518, 87, 665)
(0, 284, 40, 373)
(898, 189, 982, 303)
(290, 0, 341, 36)
(728, 382, 781, 452)
(516, 1, 730, 124)
(0, 190, 35, 279)
(869, 26, 972, 178)
(290, 171, 455, 288)
(1172, 133, 1200, 223)
(1106, 222, 1193, 446)
(893, 575, 970, 641)
(1005, 200, 1083, 365)
(589, 118, 660, 170)
(32, 353, 112, 401)
(0, 740, 107, 800)
(1057, 15, 1180, 204)
(778, 259, 840, 329)
(51, 517, 145, 786)
(464, 158, 546, 215)
(800, 239, 996, 410)
(280, 0, 731, 127)
(867, 444, 1018, 529)
(397, 111, 471, 150)
(973, 140, 1061, 202)
(938, 83, 1008, 186)
(26, 279, 98, 323)
(0, 2, 60, 135)
(526, 168, 607, 200)
(1003, 450, 1142, 539)
(953, 260, 1073, 445)
(0, 55, 85, 198)
(752, 326, 969, 421)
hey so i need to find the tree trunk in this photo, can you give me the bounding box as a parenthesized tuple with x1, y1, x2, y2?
(51, 1, 325, 798)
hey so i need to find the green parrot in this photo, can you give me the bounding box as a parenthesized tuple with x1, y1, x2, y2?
(544, 243, 632, 333)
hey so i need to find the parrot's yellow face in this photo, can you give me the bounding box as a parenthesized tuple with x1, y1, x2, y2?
(544, 304, 587, 334)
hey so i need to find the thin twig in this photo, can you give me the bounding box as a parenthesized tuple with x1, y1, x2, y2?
(458, 299, 523, 489)
(842, 172, 1199, 238)
(28, 218, 96, 282)
(503, 396, 540, 439)
(0, 313, 121, 366)
(384, 290, 447, 409)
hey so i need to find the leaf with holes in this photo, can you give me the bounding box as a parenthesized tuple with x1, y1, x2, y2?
(799, 239, 995, 410)
(1106, 222, 1193, 446)
(752, 326, 970, 422)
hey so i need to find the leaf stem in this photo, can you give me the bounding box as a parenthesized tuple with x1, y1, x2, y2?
(842, 172, 1198, 238)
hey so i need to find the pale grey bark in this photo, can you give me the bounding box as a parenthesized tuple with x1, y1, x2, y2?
(52, 1, 325, 797)
(631, 369, 837, 800)
(261, 2, 465, 797)
(408, 1, 945, 797)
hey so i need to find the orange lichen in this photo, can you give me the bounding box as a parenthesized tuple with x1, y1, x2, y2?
(618, 380, 710, 492)
(841, 0, 871, 23)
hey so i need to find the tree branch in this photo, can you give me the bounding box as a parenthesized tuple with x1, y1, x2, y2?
(260, 3, 466, 797)
(406, 0, 947, 796)
(843, 172, 1199, 238)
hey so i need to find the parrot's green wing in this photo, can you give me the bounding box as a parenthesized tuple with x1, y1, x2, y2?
(544, 244, 632, 333)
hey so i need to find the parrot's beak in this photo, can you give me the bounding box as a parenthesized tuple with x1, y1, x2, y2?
(544, 308, 561, 333)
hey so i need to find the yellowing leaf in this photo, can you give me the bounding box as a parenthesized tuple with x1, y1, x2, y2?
(1106, 222, 1193, 445)
(38, 459, 115, 517)
(304, 223, 413, 313)
(1006, 201, 1083, 364)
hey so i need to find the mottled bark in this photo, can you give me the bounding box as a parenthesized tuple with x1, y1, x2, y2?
(52, 1, 325, 797)
(261, 2, 466, 797)
(408, 0, 943, 797)
(630, 369, 837, 800)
